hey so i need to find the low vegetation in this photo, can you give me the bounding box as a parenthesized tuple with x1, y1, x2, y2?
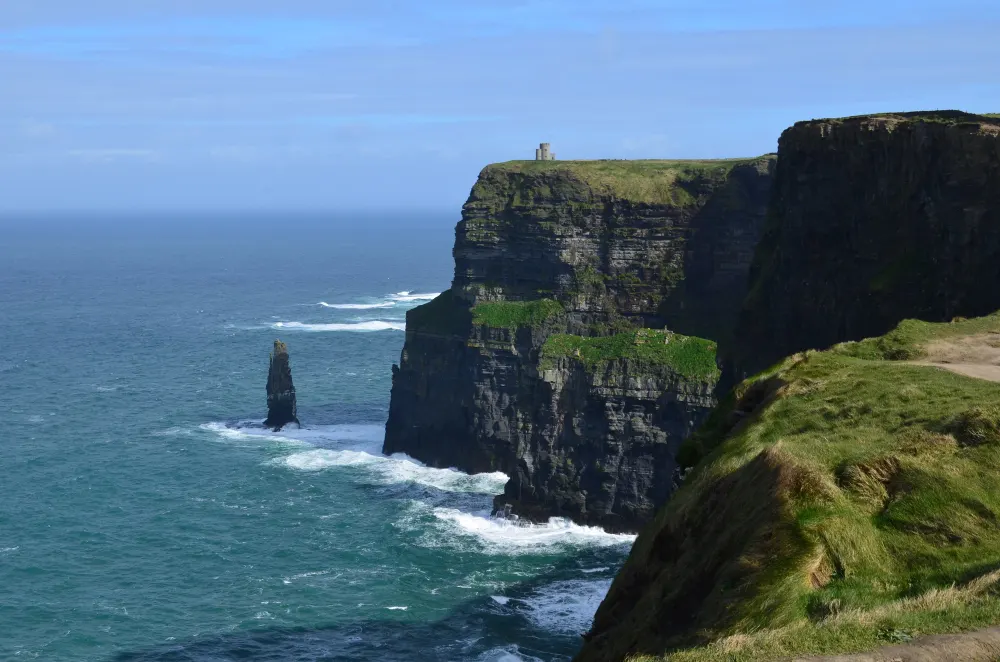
(482, 158, 764, 206)
(807, 110, 1000, 126)
(587, 313, 1000, 662)
(541, 329, 719, 380)
(470, 298, 564, 329)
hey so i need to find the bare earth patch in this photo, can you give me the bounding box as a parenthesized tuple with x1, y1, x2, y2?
(910, 333, 1000, 382)
(790, 626, 1000, 661)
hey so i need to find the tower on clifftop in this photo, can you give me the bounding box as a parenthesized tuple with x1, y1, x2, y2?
(534, 142, 556, 160)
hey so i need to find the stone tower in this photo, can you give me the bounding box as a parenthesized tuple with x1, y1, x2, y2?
(534, 142, 556, 160)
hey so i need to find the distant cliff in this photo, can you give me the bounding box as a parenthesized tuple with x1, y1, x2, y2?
(724, 111, 1000, 384)
(383, 157, 774, 531)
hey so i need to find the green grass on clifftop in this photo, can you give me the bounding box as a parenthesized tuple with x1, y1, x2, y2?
(585, 313, 1000, 662)
(541, 329, 719, 380)
(470, 298, 564, 329)
(483, 158, 763, 206)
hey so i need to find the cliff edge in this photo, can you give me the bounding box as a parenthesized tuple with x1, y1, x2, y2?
(724, 111, 1000, 385)
(383, 157, 774, 531)
(576, 314, 1000, 662)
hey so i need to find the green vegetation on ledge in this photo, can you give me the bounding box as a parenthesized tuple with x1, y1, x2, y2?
(470, 298, 564, 329)
(592, 313, 1000, 662)
(540, 329, 719, 380)
(481, 158, 764, 206)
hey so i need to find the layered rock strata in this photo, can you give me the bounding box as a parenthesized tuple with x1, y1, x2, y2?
(725, 111, 1000, 384)
(384, 157, 774, 530)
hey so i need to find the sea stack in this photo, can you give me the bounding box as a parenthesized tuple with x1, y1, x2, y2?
(264, 339, 299, 431)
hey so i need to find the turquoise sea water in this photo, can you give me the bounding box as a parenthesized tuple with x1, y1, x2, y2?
(0, 214, 634, 662)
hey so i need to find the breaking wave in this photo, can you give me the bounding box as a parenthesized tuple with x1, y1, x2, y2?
(387, 291, 441, 303)
(318, 301, 395, 310)
(516, 578, 613, 634)
(272, 321, 405, 332)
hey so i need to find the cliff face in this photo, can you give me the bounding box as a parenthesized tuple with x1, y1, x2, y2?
(725, 111, 1000, 383)
(453, 157, 775, 344)
(264, 339, 299, 431)
(383, 157, 772, 530)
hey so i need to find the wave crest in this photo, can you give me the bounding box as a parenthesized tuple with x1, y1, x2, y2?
(272, 321, 405, 332)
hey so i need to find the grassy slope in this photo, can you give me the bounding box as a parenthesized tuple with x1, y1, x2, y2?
(479, 157, 766, 206)
(588, 314, 1000, 662)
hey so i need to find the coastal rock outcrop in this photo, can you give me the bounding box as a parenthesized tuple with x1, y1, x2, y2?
(264, 339, 299, 431)
(724, 111, 1000, 385)
(384, 157, 774, 530)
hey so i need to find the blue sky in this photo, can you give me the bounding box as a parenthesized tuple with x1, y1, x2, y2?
(1, 1, 999, 212)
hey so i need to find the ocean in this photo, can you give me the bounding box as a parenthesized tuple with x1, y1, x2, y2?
(0, 213, 634, 662)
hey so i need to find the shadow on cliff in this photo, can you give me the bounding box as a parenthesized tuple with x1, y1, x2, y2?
(105, 555, 610, 662)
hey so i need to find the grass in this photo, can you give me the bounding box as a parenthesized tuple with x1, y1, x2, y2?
(540, 329, 720, 381)
(480, 157, 771, 206)
(470, 298, 564, 330)
(584, 312, 1000, 662)
(832, 314, 1000, 361)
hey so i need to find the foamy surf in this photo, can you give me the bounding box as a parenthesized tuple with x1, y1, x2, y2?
(272, 320, 405, 332)
(388, 291, 441, 303)
(433, 508, 635, 554)
(280, 448, 509, 495)
(318, 301, 395, 309)
(517, 578, 613, 634)
(201, 422, 385, 452)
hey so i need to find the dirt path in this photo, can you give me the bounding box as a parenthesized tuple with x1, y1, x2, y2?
(909, 333, 1000, 383)
(789, 626, 1000, 661)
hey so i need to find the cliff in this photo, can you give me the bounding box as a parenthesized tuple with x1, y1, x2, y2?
(576, 313, 1000, 662)
(264, 339, 299, 431)
(383, 157, 773, 530)
(724, 111, 1000, 384)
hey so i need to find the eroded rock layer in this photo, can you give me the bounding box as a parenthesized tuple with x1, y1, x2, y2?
(384, 157, 774, 530)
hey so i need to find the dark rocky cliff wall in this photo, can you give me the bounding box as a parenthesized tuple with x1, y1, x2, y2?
(384, 157, 773, 530)
(725, 111, 1000, 383)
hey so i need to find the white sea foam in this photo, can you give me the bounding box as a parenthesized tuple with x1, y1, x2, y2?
(272, 320, 405, 332)
(385, 605, 408, 611)
(318, 301, 395, 309)
(201, 422, 384, 452)
(388, 291, 441, 303)
(474, 646, 544, 662)
(419, 507, 635, 555)
(280, 448, 508, 495)
(0, 546, 19, 554)
(518, 578, 613, 634)
(580, 566, 610, 574)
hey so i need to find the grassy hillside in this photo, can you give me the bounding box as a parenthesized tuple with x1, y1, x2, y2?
(579, 313, 1000, 662)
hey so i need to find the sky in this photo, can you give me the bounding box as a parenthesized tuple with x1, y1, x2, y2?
(1, 1, 999, 212)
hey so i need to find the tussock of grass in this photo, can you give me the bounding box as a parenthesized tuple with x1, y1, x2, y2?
(482, 157, 768, 206)
(583, 313, 1000, 662)
(540, 329, 719, 380)
(470, 298, 564, 329)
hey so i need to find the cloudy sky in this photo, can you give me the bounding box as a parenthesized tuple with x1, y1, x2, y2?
(1, 1, 999, 211)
